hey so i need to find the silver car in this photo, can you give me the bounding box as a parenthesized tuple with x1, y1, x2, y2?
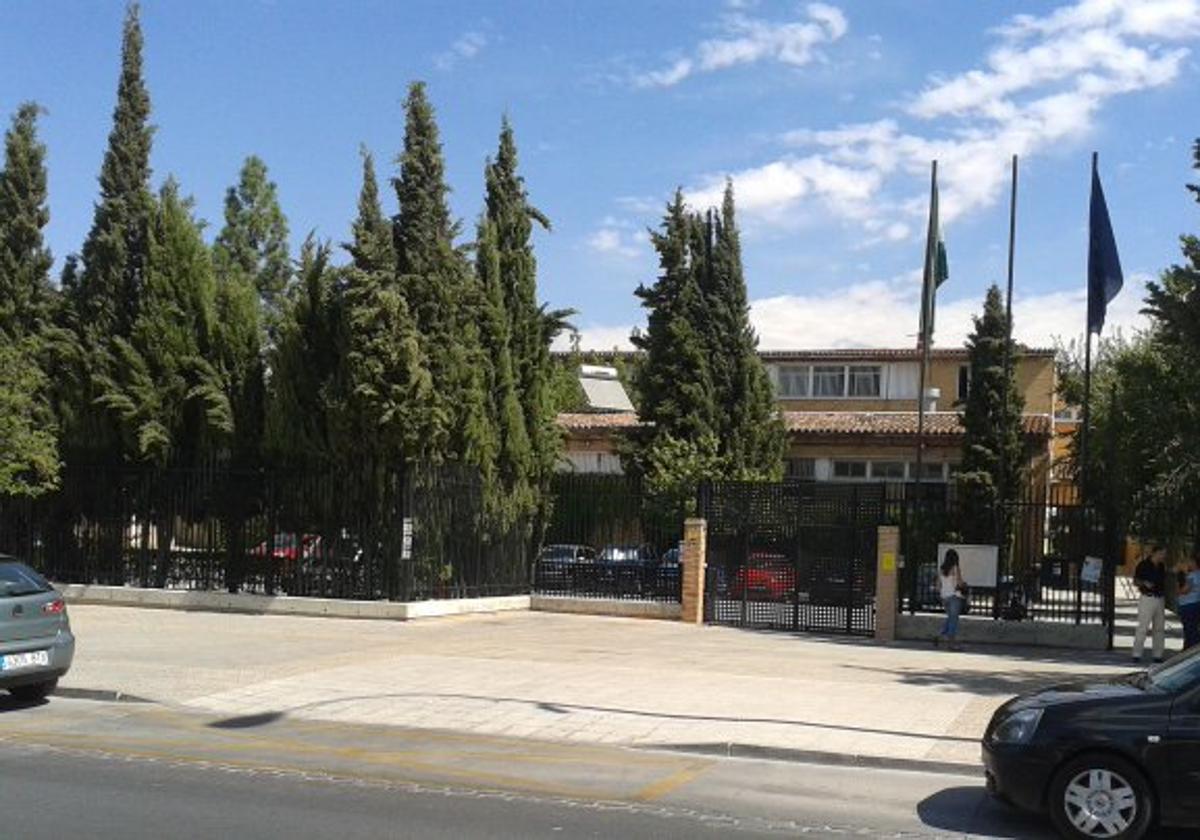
(0, 556, 74, 701)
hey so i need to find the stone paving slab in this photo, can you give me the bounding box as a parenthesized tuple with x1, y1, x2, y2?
(61, 606, 1131, 768)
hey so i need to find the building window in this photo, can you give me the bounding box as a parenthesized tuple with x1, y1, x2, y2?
(776, 365, 810, 398)
(786, 458, 815, 479)
(908, 461, 946, 481)
(812, 365, 846, 397)
(957, 365, 970, 401)
(870, 461, 906, 480)
(832, 460, 867, 479)
(848, 365, 882, 397)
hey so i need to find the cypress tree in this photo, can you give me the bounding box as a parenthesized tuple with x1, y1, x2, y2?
(0, 102, 59, 496)
(392, 82, 492, 469)
(340, 146, 434, 464)
(75, 2, 154, 341)
(957, 285, 1025, 542)
(0, 103, 53, 339)
(632, 190, 717, 442)
(66, 2, 155, 469)
(93, 180, 227, 468)
(265, 238, 342, 464)
(213, 155, 291, 343)
(707, 182, 785, 479)
(344, 147, 395, 275)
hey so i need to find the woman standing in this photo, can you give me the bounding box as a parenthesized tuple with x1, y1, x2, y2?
(1178, 554, 1200, 650)
(936, 549, 965, 650)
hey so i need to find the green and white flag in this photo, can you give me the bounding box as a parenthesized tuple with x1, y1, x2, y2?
(919, 165, 949, 348)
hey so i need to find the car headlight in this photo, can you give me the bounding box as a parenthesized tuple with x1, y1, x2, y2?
(990, 708, 1044, 744)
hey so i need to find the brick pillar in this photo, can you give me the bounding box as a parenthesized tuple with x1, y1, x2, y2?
(680, 518, 707, 624)
(875, 525, 900, 642)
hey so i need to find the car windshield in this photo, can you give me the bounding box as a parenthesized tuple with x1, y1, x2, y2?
(540, 546, 579, 560)
(1145, 644, 1200, 693)
(0, 560, 53, 597)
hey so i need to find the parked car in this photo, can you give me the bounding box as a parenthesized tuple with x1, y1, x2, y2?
(535, 544, 597, 591)
(728, 553, 795, 602)
(1, 556, 75, 702)
(983, 645, 1200, 839)
(596, 544, 657, 595)
(250, 532, 320, 563)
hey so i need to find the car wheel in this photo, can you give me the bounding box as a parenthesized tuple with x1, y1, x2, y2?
(9, 679, 58, 702)
(1048, 754, 1153, 840)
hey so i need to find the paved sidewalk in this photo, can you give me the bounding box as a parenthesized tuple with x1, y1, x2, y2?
(60, 606, 1131, 768)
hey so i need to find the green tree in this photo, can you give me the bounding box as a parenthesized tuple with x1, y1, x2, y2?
(340, 148, 433, 464)
(0, 103, 53, 339)
(0, 340, 58, 496)
(702, 182, 784, 479)
(93, 180, 228, 468)
(0, 102, 60, 497)
(61, 2, 155, 473)
(265, 238, 343, 465)
(74, 2, 154, 342)
(392, 82, 492, 470)
(213, 155, 291, 342)
(957, 285, 1025, 542)
(632, 190, 718, 443)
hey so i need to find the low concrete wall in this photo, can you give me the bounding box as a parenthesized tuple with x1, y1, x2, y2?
(897, 614, 1108, 650)
(531, 594, 681, 621)
(58, 584, 530, 621)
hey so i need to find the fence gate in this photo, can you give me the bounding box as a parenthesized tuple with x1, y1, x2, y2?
(700, 482, 882, 636)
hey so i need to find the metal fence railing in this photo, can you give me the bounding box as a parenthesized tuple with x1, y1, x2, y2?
(533, 473, 683, 602)
(0, 462, 532, 602)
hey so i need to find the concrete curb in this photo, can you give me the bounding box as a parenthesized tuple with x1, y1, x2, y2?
(647, 741, 981, 776)
(58, 584, 530, 622)
(530, 595, 681, 621)
(53, 687, 151, 704)
(897, 614, 1108, 650)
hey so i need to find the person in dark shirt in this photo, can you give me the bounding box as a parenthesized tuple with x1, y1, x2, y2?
(1132, 546, 1167, 663)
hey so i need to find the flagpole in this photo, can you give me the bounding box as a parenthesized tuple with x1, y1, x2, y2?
(999, 154, 1018, 597)
(1080, 152, 1098, 505)
(915, 160, 938, 497)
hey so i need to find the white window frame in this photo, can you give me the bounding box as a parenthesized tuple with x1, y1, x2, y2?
(848, 365, 882, 398)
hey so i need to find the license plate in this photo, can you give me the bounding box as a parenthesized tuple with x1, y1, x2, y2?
(1, 650, 50, 671)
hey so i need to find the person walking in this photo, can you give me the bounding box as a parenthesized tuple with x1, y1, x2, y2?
(1177, 554, 1200, 651)
(1132, 545, 1167, 664)
(936, 549, 965, 651)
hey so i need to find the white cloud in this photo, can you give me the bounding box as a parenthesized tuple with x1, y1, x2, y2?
(634, 3, 848, 88)
(563, 274, 1153, 353)
(435, 31, 488, 70)
(586, 227, 645, 259)
(552, 324, 636, 352)
(682, 0, 1199, 235)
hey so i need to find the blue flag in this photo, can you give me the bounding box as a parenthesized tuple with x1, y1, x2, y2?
(1087, 155, 1123, 335)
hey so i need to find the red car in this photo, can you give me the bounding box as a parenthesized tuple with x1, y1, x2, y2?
(250, 533, 320, 563)
(728, 554, 795, 601)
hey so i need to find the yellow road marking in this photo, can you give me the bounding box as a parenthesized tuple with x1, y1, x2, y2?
(632, 762, 711, 802)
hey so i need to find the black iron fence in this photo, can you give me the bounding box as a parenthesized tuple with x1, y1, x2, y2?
(895, 482, 1116, 627)
(0, 463, 532, 601)
(533, 473, 683, 602)
(700, 481, 881, 635)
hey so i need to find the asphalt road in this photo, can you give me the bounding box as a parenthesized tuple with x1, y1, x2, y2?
(0, 694, 1145, 839)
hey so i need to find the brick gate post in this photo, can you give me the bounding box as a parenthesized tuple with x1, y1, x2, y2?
(875, 525, 900, 642)
(680, 518, 707, 624)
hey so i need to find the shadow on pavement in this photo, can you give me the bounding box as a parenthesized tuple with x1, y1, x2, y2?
(206, 691, 979, 744)
(208, 711, 286, 729)
(0, 694, 48, 714)
(841, 664, 1121, 696)
(917, 786, 1194, 839)
(916, 786, 1055, 839)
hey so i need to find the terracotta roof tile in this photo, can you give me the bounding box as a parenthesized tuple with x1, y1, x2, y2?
(556, 412, 643, 431)
(783, 411, 1052, 438)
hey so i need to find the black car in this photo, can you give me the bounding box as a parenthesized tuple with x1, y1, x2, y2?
(983, 644, 1200, 839)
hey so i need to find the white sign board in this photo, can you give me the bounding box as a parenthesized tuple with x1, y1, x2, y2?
(1081, 556, 1103, 585)
(937, 543, 999, 588)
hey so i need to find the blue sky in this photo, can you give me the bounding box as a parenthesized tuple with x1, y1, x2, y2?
(3, 0, 1199, 349)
